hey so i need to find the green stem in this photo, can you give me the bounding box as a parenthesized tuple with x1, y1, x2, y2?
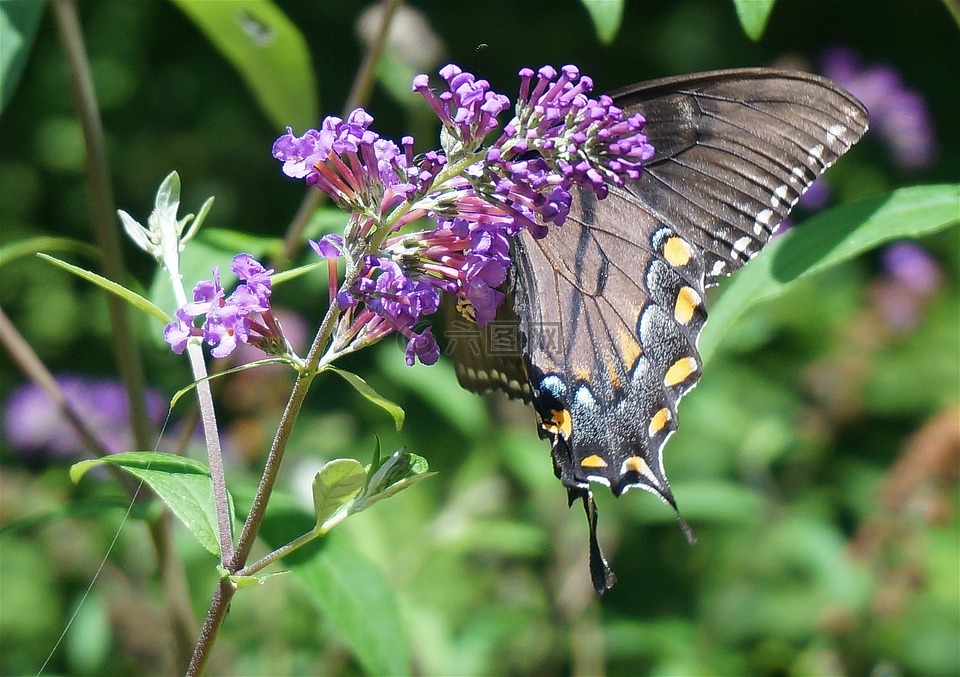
(51, 1, 196, 670)
(187, 3, 405, 670)
(236, 527, 322, 578)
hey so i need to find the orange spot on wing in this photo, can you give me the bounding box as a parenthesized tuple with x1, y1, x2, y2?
(674, 286, 700, 325)
(580, 454, 608, 469)
(664, 357, 697, 387)
(542, 408, 573, 439)
(664, 237, 692, 267)
(648, 407, 672, 436)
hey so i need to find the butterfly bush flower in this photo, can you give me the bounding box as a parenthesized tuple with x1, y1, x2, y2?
(3, 376, 166, 458)
(164, 254, 286, 359)
(871, 242, 944, 332)
(821, 47, 935, 171)
(271, 64, 653, 366)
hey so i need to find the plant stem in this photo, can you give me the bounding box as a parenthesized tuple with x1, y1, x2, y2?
(51, 1, 196, 669)
(51, 0, 152, 449)
(187, 3, 404, 670)
(186, 581, 232, 677)
(185, 343, 236, 563)
(236, 527, 322, 578)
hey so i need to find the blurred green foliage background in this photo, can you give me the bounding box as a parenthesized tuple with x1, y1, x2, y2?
(1, 1, 957, 675)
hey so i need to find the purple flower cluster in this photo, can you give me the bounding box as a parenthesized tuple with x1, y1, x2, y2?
(494, 65, 654, 198)
(412, 64, 511, 151)
(272, 109, 413, 214)
(165, 254, 283, 359)
(821, 47, 936, 171)
(272, 64, 654, 367)
(871, 242, 944, 333)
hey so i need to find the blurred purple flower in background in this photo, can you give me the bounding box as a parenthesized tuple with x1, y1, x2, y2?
(821, 47, 936, 171)
(2, 376, 167, 459)
(872, 242, 944, 332)
(882, 242, 944, 295)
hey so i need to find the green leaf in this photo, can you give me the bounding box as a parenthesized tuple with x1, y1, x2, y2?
(270, 259, 326, 286)
(0, 236, 101, 267)
(355, 448, 435, 512)
(293, 535, 411, 676)
(37, 253, 171, 324)
(326, 367, 405, 431)
(168, 357, 293, 411)
(580, 0, 624, 44)
(732, 0, 777, 40)
(312, 459, 365, 526)
(171, 0, 318, 130)
(0, 0, 46, 114)
(701, 184, 960, 366)
(70, 452, 232, 557)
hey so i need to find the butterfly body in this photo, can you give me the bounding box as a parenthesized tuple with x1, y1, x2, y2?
(448, 68, 869, 595)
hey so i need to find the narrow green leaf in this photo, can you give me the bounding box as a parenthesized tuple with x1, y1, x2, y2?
(271, 259, 326, 286)
(293, 535, 411, 676)
(580, 0, 624, 44)
(0, 0, 47, 114)
(171, 0, 318, 130)
(701, 184, 960, 365)
(168, 357, 293, 411)
(70, 452, 231, 557)
(356, 470, 436, 513)
(359, 437, 383, 497)
(37, 253, 171, 324)
(327, 367, 405, 431)
(732, 0, 777, 40)
(312, 459, 365, 526)
(0, 236, 101, 267)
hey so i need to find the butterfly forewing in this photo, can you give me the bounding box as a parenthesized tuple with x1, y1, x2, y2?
(615, 69, 870, 283)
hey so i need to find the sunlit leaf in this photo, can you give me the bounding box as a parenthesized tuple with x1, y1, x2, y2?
(293, 535, 411, 676)
(312, 458, 365, 526)
(355, 448, 435, 512)
(702, 184, 960, 365)
(326, 366, 405, 431)
(171, 0, 318, 130)
(70, 452, 232, 557)
(580, 0, 624, 44)
(732, 0, 777, 40)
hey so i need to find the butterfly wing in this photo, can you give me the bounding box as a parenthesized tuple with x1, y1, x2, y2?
(513, 69, 867, 593)
(448, 68, 868, 594)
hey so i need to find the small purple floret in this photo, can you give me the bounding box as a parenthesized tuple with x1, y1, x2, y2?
(164, 254, 281, 358)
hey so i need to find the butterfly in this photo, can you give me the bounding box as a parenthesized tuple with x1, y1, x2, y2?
(445, 68, 869, 595)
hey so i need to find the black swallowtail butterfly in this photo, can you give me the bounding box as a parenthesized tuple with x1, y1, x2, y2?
(447, 68, 869, 595)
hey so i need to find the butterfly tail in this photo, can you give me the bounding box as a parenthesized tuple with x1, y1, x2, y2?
(568, 487, 617, 596)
